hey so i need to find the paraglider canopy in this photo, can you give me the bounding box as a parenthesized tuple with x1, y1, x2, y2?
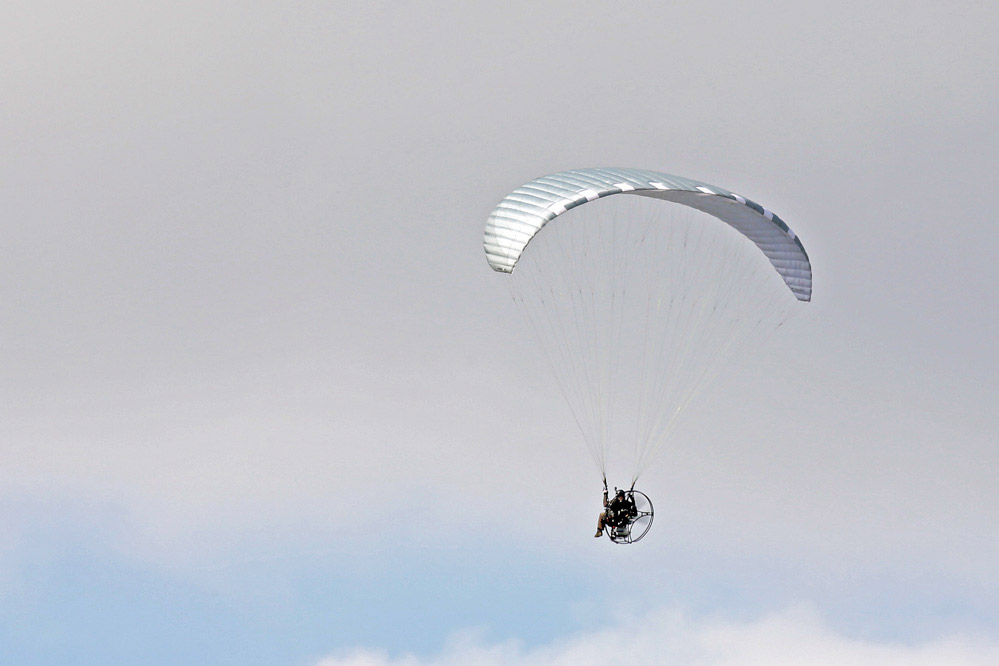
(485, 167, 811, 493)
(485, 167, 811, 301)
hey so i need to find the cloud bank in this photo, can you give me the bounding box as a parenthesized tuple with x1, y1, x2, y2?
(317, 605, 999, 666)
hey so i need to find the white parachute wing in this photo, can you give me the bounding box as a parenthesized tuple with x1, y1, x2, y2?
(485, 168, 811, 483)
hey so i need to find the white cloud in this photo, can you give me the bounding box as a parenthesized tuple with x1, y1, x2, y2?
(316, 606, 999, 666)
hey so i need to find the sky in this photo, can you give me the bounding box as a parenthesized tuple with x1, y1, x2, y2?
(2, 1, 998, 664)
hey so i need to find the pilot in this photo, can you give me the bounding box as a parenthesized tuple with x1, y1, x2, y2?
(595, 488, 636, 537)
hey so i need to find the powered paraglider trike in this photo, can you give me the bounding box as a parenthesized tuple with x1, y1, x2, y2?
(484, 168, 812, 544)
(605, 489, 654, 544)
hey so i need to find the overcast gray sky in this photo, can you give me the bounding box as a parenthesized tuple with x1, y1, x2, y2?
(2, 1, 997, 664)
